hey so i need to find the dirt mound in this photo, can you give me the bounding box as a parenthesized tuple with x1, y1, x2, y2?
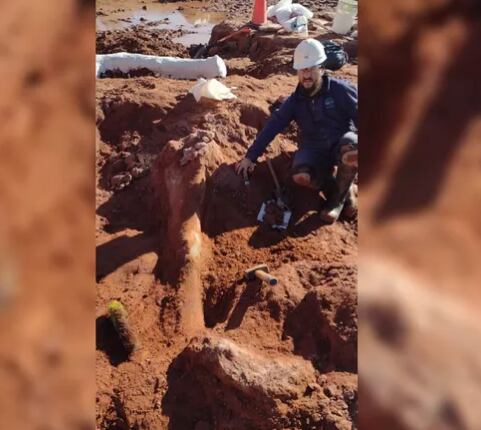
(96, 72, 357, 428)
(285, 280, 357, 372)
(163, 334, 356, 430)
(96, 25, 188, 57)
(205, 20, 357, 78)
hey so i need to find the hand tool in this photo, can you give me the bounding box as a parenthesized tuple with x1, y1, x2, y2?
(244, 264, 278, 286)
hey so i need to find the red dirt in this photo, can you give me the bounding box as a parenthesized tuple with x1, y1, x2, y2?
(97, 26, 188, 57)
(96, 1, 358, 429)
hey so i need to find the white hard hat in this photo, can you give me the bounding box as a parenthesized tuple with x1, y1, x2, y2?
(293, 38, 327, 70)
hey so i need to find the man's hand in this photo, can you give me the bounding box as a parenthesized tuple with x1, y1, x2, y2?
(235, 157, 255, 179)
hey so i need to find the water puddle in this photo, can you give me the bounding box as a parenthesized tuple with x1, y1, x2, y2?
(97, 0, 226, 46)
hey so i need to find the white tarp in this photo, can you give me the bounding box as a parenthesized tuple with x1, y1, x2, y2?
(189, 78, 237, 102)
(96, 53, 227, 80)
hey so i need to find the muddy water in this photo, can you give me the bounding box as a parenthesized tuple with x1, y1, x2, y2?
(97, 0, 226, 46)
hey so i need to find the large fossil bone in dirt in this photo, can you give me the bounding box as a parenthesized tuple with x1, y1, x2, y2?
(186, 335, 315, 399)
(163, 334, 357, 429)
(152, 137, 224, 336)
(96, 53, 227, 79)
(359, 256, 481, 430)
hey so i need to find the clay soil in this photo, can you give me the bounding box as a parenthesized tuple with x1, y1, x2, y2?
(96, 1, 358, 429)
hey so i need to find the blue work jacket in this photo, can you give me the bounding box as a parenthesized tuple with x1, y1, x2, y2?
(246, 75, 358, 162)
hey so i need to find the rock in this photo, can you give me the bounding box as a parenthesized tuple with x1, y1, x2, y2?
(111, 173, 132, 190)
(194, 142, 207, 151)
(180, 147, 197, 166)
(323, 384, 336, 397)
(142, 5, 147, 10)
(308, 382, 322, 392)
(131, 167, 144, 178)
(305, 382, 322, 396)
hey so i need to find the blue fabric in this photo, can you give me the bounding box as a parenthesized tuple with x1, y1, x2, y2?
(292, 147, 333, 171)
(246, 75, 357, 162)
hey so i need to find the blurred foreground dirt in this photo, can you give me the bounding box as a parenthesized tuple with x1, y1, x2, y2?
(0, 1, 95, 429)
(359, 0, 481, 429)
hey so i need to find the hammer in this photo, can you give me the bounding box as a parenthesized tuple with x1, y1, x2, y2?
(244, 264, 278, 286)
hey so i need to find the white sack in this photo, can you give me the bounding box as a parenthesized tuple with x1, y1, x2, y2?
(274, 5, 293, 23)
(267, 0, 292, 18)
(267, 0, 313, 33)
(281, 15, 308, 34)
(291, 3, 314, 19)
(189, 78, 237, 102)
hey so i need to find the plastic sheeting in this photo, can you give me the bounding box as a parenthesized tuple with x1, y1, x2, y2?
(189, 78, 237, 102)
(96, 53, 227, 80)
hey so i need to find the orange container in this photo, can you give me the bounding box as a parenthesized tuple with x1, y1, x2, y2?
(252, 0, 267, 25)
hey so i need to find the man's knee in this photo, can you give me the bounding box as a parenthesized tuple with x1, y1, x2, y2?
(292, 171, 312, 187)
(339, 132, 358, 168)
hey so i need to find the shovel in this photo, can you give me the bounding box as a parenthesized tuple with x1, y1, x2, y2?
(257, 159, 292, 230)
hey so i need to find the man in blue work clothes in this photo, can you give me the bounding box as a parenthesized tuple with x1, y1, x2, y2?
(236, 38, 358, 223)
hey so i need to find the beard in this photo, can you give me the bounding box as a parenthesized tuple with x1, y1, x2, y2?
(300, 77, 322, 97)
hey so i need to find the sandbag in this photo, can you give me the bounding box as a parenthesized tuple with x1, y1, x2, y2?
(96, 53, 227, 80)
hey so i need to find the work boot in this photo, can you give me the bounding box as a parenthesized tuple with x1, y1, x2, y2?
(319, 163, 357, 224)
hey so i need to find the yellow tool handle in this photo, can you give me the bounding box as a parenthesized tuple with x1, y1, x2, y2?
(254, 270, 278, 286)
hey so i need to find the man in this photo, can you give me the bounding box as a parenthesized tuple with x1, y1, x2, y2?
(236, 38, 358, 223)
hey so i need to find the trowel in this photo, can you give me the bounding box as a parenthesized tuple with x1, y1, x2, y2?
(257, 159, 292, 230)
